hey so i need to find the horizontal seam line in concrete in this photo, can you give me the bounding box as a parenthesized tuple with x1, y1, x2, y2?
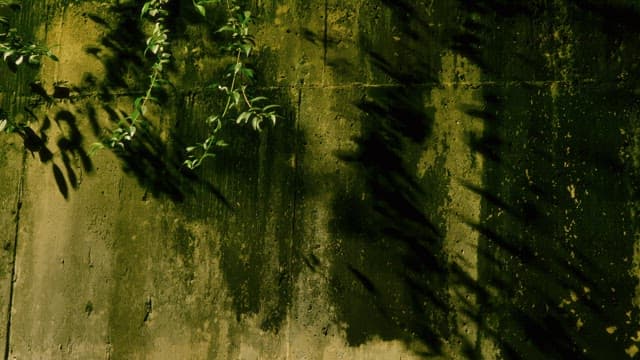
(256, 79, 629, 89)
(13, 78, 638, 102)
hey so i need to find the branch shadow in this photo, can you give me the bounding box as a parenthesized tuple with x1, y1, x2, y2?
(13, 102, 93, 199)
(83, 1, 306, 335)
(323, 0, 640, 358)
(74, 2, 226, 204)
(323, 0, 452, 356)
(452, 1, 640, 359)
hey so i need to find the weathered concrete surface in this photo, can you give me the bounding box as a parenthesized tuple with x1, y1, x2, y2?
(1, 0, 640, 359)
(0, 120, 22, 358)
(0, 62, 21, 358)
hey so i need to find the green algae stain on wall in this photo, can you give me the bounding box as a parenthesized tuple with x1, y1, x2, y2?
(469, 0, 640, 358)
(622, 109, 640, 358)
(6, 0, 640, 359)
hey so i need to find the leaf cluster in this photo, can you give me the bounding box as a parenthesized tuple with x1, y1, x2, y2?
(0, 28, 57, 69)
(100, 0, 171, 151)
(0, 0, 57, 137)
(91, 0, 281, 170)
(0, 110, 27, 135)
(0, 1, 57, 70)
(184, 0, 279, 169)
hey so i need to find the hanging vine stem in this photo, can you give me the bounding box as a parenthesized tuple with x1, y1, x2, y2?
(93, 0, 171, 153)
(184, 0, 279, 169)
(90, 0, 279, 169)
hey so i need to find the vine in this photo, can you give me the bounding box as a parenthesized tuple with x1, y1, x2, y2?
(184, 0, 279, 169)
(92, 0, 279, 170)
(93, 0, 171, 152)
(1, 0, 280, 172)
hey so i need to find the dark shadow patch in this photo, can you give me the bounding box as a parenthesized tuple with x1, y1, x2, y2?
(52, 163, 69, 199)
(74, 3, 228, 204)
(54, 110, 93, 173)
(29, 81, 52, 103)
(326, 1, 450, 354)
(53, 84, 70, 99)
(19, 126, 51, 162)
(321, 0, 640, 358)
(347, 264, 379, 295)
(191, 90, 303, 334)
(452, 1, 640, 358)
(109, 119, 225, 204)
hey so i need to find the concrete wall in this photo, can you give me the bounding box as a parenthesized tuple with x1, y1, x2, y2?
(1, 0, 639, 359)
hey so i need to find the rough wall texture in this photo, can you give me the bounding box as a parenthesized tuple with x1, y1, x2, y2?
(1, 0, 640, 359)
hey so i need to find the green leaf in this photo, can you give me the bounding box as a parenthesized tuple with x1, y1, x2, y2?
(89, 142, 105, 157)
(232, 91, 241, 106)
(236, 111, 251, 124)
(0, 119, 6, 132)
(242, 11, 252, 25)
(206, 115, 219, 125)
(217, 25, 235, 33)
(240, 43, 252, 57)
(134, 97, 143, 112)
(240, 67, 254, 79)
(204, 137, 214, 150)
(27, 54, 39, 64)
(141, 2, 150, 18)
(251, 117, 260, 131)
(194, 3, 206, 16)
(130, 109, 140, 122)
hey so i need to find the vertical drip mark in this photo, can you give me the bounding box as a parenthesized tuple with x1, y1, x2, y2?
(285, 85, 302, 360)
(53, 3, 67, 84)
(4, 151, 26, 360)
(292, 84, 302, 251)
(322, 0, 328, 86)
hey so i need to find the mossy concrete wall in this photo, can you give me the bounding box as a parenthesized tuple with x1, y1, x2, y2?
(1, 0, 640, 359)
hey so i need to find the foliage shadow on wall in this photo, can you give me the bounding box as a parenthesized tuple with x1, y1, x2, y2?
(9, 99, 94, 200)
(323, 0, 640, 359)
(84, 0, 305, 335)
(454, 0, 640, 359)
(325, 0, 453, 357)
(78, 2, 227, 204)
